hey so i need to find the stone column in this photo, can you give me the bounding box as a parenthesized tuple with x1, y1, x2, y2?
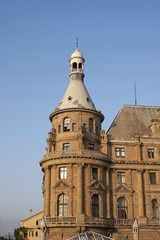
(50, 165, 56, 216)
(137, 169, 144, 217)
(45, 167, 51, 216)
(106, 167, 110, 218)
(77, 163, 83, 215)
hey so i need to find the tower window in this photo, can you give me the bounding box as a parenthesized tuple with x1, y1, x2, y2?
(63, 143, 70, 150)
(78, 63, 82, 72)
(150, 172, 156, 184)
(115, 148, 125, 157)
(117, 197, 127, 219)
(72, 62, 77, 72)
(63, 118, 70, 132)
(88, 143, 94, 150)
(72, 123, 76, 131)
(152, 199, 159, 218)
(89, 118, 93, 133)
(148, 149, 154, 158)
(58, 194, 68, 216)
(92, 168, 98, 180)
(59, 167, 67, 179)
(92, 195, 99, 217)
(117, 172, 125, 184)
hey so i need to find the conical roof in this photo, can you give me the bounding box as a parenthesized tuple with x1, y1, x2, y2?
(58, 78, 96, 110)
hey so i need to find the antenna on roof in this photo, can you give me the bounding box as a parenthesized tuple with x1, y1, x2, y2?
(76, 37, 78, 49)
(134, 82, 137, 105)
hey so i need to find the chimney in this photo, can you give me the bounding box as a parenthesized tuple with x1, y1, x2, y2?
(30, 209, 32, 217)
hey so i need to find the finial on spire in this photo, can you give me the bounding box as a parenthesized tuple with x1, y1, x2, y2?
(134, 82, 137, 105)
(76, 37, 78, 49)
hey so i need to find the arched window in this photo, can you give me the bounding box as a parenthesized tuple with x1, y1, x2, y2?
(58, 194, 68, 216)
(89, 118, 93, 133)
(72, 62, 77, 72)
(92, 194, 99, 217)
(78, 63, 82, 72)
(118, 197, 127, 219)
(152, 199, 158, 219)
(63, 118, 70, 132)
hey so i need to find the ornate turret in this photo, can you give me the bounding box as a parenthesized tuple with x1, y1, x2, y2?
(58, 48, 96, 110)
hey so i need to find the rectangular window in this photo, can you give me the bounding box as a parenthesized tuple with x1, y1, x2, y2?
(148, 149, 154, 158)
(36, 220, 38, 225)
(32, 232, 34, 237)
(63, 143, 70, 150)
(115, 148, 125, 157)
(24, 232, 28, 238)
(72, 123, 76, 131)
(88, 143, 94, 150)
(59, 167, 67, 179)
(92, 168, 98, 180)
(117, 172, 125, 183)
(36, 232, 38, 237)
(150, 172, 156, 184)
(58, 125, 61, 133)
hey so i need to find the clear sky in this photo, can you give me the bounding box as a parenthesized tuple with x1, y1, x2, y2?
(0, 0, 160, 235)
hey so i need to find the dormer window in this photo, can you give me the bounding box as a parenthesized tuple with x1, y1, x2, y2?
(63, 118, 70, 132)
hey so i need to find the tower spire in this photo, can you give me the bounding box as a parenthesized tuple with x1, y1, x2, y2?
(76, 37, 78, 49)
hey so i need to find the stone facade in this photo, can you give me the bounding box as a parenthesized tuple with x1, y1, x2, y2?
(21, 48, 160, 240)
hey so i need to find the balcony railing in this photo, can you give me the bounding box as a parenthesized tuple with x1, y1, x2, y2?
(147, 219, 160, 226)
(114, 219, 134, 226)
(46, 216, 76, 226)
(43, 150, 108, 160)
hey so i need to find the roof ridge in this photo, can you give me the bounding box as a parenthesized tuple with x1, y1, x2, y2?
(124, 104, 160, 109)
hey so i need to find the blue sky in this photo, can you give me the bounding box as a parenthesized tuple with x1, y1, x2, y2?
(0, 0, 160, 235)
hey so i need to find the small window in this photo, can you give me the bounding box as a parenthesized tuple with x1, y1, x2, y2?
(117, 172, 125, 184)
(78, 63, 82, 72)
(63, 118, 70, 132)
(59, 167, 67, 179)
(36, 232, 38, 237)
(88, 144, 94, 150)
(32, 232, 34, 237)
(72, 62, 77, 72)
(89, 118, 93, 133)
(53, 145, 55, 151)
(82, 123, 86, 133)
(92, 168, 98, 180)
(72, 123, 76, 131)
(96, 126, 99, 135)
(24, 232, 28, 238)
(148, 149, 154, 158)
(36, 220, 38, 225)
(63, 143, 70, 150)
(58, 125, 61, 133)
(150, 172, 156, 184)
(115, 148, 125, 157)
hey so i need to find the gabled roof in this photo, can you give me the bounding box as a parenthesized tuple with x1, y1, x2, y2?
(107, 105, 160, 140)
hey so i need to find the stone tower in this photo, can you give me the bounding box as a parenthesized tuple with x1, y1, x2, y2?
(40, 48, 111, 240)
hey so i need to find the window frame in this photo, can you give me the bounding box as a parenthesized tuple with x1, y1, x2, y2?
(152, 199, 159, 219)
(63, 118, 70, 132)
(92, 194, 99, 217)
(88, 143, 94, 151)
(72, 123, 76, 131)
(117, 197, 127, 219)
(117, 172, 125, 184)
(89, 118, 93, 133)
(150, 172, 156, 184)
(59, 167, 67, 179)
(92, 167, 98, 180)
(115, 147, 125, 158)
(148, 149, 154, 159)
(58, 194, 68, 216)
(63, 143, 70, 150)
